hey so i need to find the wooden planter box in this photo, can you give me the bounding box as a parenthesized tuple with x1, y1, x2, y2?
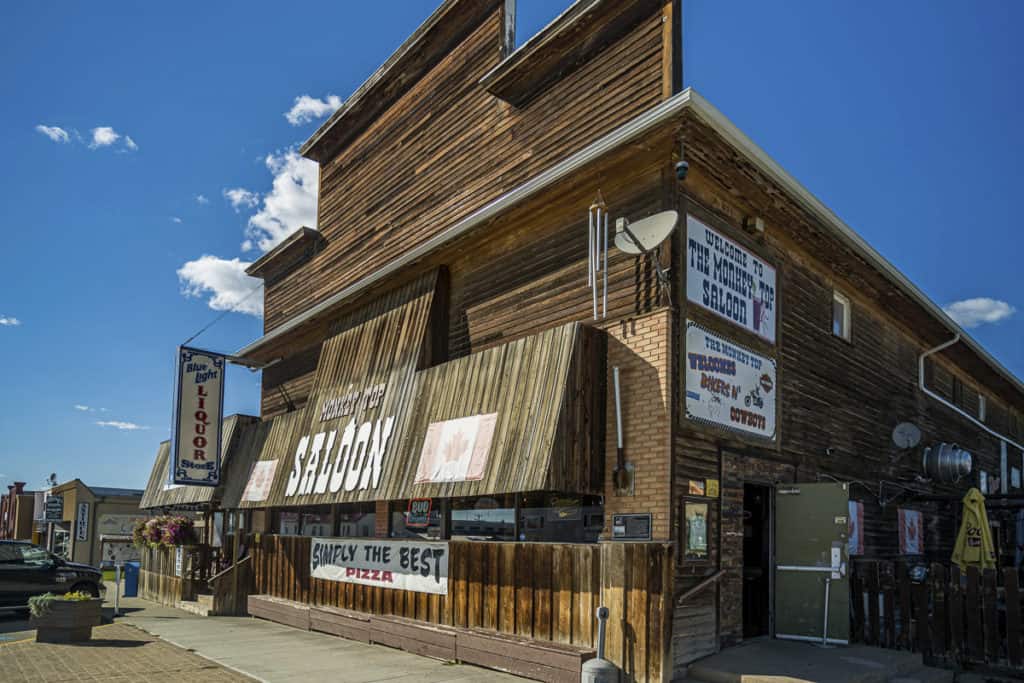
(31, 599, 103, 643)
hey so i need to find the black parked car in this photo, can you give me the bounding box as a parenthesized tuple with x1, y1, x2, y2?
(0, 541, 105, 611)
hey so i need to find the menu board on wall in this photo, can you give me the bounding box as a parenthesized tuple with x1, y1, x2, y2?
(685, 321, 777, 440)
(686, 214, 777, 343)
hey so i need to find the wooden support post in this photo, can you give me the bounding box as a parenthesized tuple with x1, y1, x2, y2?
(1005, 568, 1023, 667)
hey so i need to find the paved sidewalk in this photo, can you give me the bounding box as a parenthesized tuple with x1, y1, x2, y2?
(117, 596, 524, 683)
(0, 622, 253, 682)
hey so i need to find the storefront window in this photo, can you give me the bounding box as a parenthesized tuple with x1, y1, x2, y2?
(391, 493, 604, 543)
(337, 503, 375, 538)
(276, 510, 300, 536)
(453, 496, 515, 541)
(391, 499, 442, 539)
(685, 502, 709, 560)
(517, 492, 603, 543)
(51, 526, 71, 559)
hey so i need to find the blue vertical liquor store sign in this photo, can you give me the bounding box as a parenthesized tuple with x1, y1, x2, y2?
(171, 346, 225, 486)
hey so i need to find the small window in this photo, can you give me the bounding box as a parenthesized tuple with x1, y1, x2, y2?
(832, 291, 851, 341)
(978, 395, 987, 422)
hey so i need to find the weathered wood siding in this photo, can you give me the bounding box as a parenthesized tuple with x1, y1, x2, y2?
(670, 111, 1024, 661)
(251, 535, 674, 682)
(263, 1, 667, 334)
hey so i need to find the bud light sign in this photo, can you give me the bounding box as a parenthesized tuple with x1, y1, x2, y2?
(171, 346, 225, 485)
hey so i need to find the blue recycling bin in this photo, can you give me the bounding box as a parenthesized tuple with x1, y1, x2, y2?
(122, 561, 140, 597)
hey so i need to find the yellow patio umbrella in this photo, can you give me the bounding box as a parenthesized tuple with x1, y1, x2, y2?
(952, 487, 996, 570)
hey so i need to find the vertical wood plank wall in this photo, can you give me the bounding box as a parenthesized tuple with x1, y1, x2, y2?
(250, 536, 673, 682)
(139, 546, 184, 606)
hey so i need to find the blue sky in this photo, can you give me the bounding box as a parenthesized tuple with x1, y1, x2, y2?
(0, 1, 1020, 491)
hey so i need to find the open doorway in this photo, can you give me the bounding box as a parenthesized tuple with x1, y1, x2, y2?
(743, 483, 772, 638)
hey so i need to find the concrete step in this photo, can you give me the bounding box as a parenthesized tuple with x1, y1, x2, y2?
(196, 593, 214, 608)
(176, 599, 211, 617)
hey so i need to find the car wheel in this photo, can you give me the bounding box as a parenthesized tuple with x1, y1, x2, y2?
(70, 582, 99, 598)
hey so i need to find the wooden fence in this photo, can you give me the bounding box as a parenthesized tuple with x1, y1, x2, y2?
(139, 544, 212, 606)
(250, 535, 673, 682)
(851, 560, 1024, 674)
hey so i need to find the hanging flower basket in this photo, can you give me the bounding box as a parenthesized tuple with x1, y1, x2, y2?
(132, 515, 195, 549)
(29, 592, 102, 643)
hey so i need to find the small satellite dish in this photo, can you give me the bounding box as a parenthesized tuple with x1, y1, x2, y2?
(892, 422, 922, 450)
(614, 210, 678, 255)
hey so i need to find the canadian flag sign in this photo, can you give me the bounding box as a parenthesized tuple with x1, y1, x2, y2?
(171, 346, 225, 486)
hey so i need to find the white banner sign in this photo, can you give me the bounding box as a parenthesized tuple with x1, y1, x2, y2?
(310, 538, 449, 595)
(415, 413, 497, 484)
(686, 215, 777, 343)
(171, 346, 225, 485)
(75, 502, 90, 541)
(242, 460, 278, 502)
(685, 322, 777, 439)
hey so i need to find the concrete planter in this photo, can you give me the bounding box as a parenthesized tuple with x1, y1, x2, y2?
(31, 598, 103, 643)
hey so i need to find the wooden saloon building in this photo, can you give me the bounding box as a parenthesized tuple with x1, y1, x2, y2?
(146, 0, 1024, 679)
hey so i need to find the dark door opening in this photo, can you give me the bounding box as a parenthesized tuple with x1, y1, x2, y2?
(743, 483, 772, 638)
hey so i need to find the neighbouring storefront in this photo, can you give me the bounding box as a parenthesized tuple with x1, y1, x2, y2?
(42, 480, 145, 568)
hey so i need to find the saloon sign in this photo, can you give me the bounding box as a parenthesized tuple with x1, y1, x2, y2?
(171, 346, 225, 485)
(686, 214, 777, 343)
(685, 322, 777, 439)
(310, 538, 449, 595)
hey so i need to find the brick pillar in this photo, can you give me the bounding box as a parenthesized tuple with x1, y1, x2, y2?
(601, 310, 673, 541)
(374, 500, 390, 538)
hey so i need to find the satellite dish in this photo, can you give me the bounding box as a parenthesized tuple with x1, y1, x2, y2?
(614, 210, 678, 255)
(892, 422, 922, 449)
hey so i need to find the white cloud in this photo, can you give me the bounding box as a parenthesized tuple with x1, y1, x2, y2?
(224, 187, 259, 211)
(243, 149, 318, 252)
(177, 255, 264, 316)
(96, 420, 149, 431)
(195, 194, 210, 205)
(285, 94, 343, 126)
(74, 404, 91, 412)
(943, 298, 1016, 328)
(90, 126, 121, 148)
(0, 316, 21, 326)
(177, 149, 315, 315)
(35, 125, 70, 143)
(171, 216, 183, 224)
(124, 135, 138, 151)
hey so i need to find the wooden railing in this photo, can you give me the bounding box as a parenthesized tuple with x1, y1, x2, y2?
(851, 560, 1024, 675)
(251, 535, 673, 682)
(208, 556, 253, 616)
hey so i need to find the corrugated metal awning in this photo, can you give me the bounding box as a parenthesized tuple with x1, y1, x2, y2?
(236, 272, 601, 508)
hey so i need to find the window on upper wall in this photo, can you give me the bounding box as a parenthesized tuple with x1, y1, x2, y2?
(832, 291, 851, 341)
(979, 394, 987, 422)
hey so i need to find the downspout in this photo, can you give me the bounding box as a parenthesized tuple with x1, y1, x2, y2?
(919, 335, 1024, 452)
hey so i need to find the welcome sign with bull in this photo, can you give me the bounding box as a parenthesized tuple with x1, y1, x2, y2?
(685, 321, 777, 440)
(310, 538, 449, 595)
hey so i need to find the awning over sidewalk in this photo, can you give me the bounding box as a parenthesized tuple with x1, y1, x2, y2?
(237, 271, 603, 508)
(139, 414, 258, 510)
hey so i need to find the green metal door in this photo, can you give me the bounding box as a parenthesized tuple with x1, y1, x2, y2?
(774, 482, 849, 644)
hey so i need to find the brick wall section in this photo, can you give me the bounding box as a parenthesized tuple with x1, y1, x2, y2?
(601, 310, 673, 541)
(375, 500, 390, 538)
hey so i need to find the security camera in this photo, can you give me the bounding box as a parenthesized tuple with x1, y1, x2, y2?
(675, 160, 689, 181)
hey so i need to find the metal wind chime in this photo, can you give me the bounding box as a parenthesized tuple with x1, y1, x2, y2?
(588, 192, 609, 320)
